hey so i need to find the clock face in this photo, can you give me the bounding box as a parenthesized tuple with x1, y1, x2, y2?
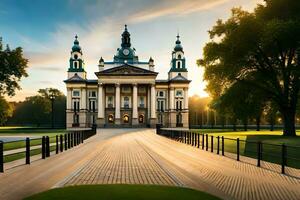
(123, 49, 130, 56)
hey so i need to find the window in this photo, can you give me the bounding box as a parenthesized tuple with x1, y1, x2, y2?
(139, 96, 145, 108)
(139, 87, 146, 93)
(107, 96, 114, 108)
(106, 86, 114, 93)
(177, 61, 181, 69)
(176, 113, 182, 126)
(176, 90, 183, 97)
(124, 96, 129, 108)
(74, 61, 79, 69)
(72, 90, 80, 97)
(89, 91, 96, 98)
(176, 100, 182, 110)
(89, 100, 96, 112)
(159, 91, 164, 97)
(74, 54, 78, 59)
(73, 114, 79, 124)
(122, 86, 130, 93)
(157, 100, 165, 111)
(72, 99, 80, 112)
(177, 54, 181, 59)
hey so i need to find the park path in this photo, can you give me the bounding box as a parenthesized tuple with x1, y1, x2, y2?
(0, 129, 299, 200)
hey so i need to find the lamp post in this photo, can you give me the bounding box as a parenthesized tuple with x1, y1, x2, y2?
(50, 94, 55, 129)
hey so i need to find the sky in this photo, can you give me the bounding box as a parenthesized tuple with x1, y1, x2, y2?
(0, 0, 263, 101)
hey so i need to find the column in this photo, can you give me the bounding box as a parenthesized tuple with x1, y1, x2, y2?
(115, 84, 121, 124)
(97, 84, 104, 119)
(81, 88, 86, 110)
(147, 86, 151, 121)
(184, 88, 189, 109)
(132, 84, 138, 125)
(169, 88, 174, 111)
(67, 88, 72, 110)
(150, 84, 156, 119)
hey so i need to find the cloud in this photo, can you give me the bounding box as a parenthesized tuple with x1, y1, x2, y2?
(128, 0, 230, 23)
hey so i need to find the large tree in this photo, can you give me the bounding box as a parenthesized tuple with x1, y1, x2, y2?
(198, 0, 300, 136)
(0, 38, 28, 96)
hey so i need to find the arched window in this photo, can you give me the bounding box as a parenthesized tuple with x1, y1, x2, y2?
(177, 61, 181, 69)
(74, 54, 78, 59)
(177, 54, 181, 59)
(74, 61, 78, 69)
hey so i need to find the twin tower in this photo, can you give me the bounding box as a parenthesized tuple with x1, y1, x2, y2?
(65, 25, 190, 128)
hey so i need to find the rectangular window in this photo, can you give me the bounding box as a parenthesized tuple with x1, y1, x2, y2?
(175, 90, 183, 97)
(89, 100, 96, 112)
(72, 90, 80, 97)
(72, 99, 80, 112)
(122, 86, 131, 93)
(107, 96, 114, 108)
(139, 96, 145, 108)
(89, 91, 96, 98)
(106, 86, 114, 93)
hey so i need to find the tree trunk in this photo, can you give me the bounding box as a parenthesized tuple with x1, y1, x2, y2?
(256, 116, 260, 131)
(282, 108, 296, 136)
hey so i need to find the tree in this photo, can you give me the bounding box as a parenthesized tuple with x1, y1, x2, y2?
(198, 0, 300, 136)
(0, 37, 28, 96)
(7, 88, 66, 127)
(0, 96, 13, 125)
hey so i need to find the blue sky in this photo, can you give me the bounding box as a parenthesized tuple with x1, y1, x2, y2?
(0, 0, 262, 101)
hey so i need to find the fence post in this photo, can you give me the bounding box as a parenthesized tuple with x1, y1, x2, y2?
(202, 134, 204, 149)
(197, 134, 200, 148)
(257, 142, 261, 167)
(192, 132, 194, 146)
(206, 134, 208, 151)
(281, 144, 286, 174)
(237, 138, 240, 161)
(26, 137, 30, 164)
(46, 136, 50, 157)
(42, 136, 46, 159)
(222, 136, 224, 156)
(60, 135, 63, 152)
(65, 134, 68, 150)
(211, 136, 214, 152)
(81, 131, 84, 143)
(68, 133, 71, 149)
(0, 141, 4, 172)
(217, 136, 220, 155)
(56, 135, 59, 154)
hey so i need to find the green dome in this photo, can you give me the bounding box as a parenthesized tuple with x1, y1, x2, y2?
(72, 35, 81, 52)
(174, 34, 183, 51)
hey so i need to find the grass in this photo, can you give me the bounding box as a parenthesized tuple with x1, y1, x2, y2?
(24, 184, 221, 200)
(192, 129, 300, 168)
(0, 127, 65, 136)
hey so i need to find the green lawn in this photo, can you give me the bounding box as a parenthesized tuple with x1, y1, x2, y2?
(0, 127, 65, 136)
(24, 185, 221, 200)
(192, 129, 300, 168)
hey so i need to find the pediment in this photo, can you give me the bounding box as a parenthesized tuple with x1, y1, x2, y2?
(96, 64, 158, 76)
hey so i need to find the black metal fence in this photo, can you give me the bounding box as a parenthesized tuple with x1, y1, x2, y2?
(156, 126, 300, 176)
(0, 127, 97, 173)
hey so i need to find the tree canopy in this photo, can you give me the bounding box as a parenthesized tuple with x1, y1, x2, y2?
(198, 0, 300, 136)
(0, 37, 28, 96)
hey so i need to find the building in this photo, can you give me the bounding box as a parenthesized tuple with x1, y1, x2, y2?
(64, 25, 190, 128)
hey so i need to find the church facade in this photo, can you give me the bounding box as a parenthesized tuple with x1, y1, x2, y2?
(64, 25, 190, 128)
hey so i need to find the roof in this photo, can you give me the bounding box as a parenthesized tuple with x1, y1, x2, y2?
(169, 74, 191, 83)
(95, 64, 158, 76)
(64, 74, 97, 85)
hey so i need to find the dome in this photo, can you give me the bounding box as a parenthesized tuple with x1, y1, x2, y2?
(174, 34, 183, 51)
(72, 35, 82, 52)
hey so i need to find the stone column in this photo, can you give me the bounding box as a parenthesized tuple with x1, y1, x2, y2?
(115, 84, 121, 125)
(97, 84, 104, 119)
(150, 84, 156, 127)
(184, 88, 189, 109)
(81, 88, 86, 110)
(67, 88, 72, 110)
(97, 83, 105, 127)
(132, 84, 138, 125)
(169, 88, 174, 111)
(147, 86, 151, 122)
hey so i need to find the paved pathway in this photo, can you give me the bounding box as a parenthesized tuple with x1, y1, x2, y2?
(0, 129, 299, 200)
